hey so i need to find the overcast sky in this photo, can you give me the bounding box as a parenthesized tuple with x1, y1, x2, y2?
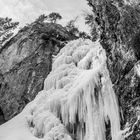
(0, 0, 91, 32)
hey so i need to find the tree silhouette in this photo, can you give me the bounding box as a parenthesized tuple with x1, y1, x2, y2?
(48, 12, 62, 23)
(0, 17, 19, 47)
(79, 31, 91, 39)
(35, 14, 48, 23)
(66, 17, 79, 36)
(84, 12, 98, 41)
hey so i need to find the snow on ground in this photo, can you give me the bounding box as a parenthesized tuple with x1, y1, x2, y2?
(0, 39, 123, 140)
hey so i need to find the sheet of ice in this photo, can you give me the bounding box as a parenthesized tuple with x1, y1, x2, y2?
(0, 39, 123, 140)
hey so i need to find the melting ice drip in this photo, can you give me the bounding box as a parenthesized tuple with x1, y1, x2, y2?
(0, 39, 122, 140)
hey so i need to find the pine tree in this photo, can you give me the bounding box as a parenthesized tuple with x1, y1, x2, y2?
(66, 17, 79, 36)
(84, 12, 98, 41)
(0, 17, 19, 47)
(35, 14, 48, 23)
(48, 12, 62, 23)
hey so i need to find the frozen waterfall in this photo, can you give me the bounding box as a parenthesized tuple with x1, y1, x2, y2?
(0, 39, 123, 140)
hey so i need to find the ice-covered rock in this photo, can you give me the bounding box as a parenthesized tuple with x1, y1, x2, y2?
(0, 39, 122, 140)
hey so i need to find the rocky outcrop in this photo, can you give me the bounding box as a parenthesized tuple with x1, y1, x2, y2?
(0, 22, 72, 121)
(87, 0, 140, 139)
(0, 108, 5, 125)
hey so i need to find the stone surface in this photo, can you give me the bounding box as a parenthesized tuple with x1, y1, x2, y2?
(87, 0, 140, 139)
(0, 108, 5, 125)
(0, 22, 72, 121)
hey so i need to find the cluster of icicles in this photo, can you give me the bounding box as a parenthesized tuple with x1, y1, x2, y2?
(0, 39, 124, 140)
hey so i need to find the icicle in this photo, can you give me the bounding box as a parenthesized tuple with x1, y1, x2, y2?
(43, 39, 121, 140)
(0, 39, 123, 140)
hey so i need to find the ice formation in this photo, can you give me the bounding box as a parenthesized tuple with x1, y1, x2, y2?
(0, 39, 122, 140)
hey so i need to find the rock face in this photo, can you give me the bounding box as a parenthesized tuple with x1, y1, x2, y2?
(0, 108, 5, 125)
(0, 22, 72, 121)
(87, 0, 140, 139)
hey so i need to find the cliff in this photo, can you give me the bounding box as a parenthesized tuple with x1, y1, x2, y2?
(87, 0, 140, 139)
(0, 22, 73, 122)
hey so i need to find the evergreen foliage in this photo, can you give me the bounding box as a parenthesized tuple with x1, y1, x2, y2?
(0, 17, 19, 47)
(47, 12, 62, 23)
